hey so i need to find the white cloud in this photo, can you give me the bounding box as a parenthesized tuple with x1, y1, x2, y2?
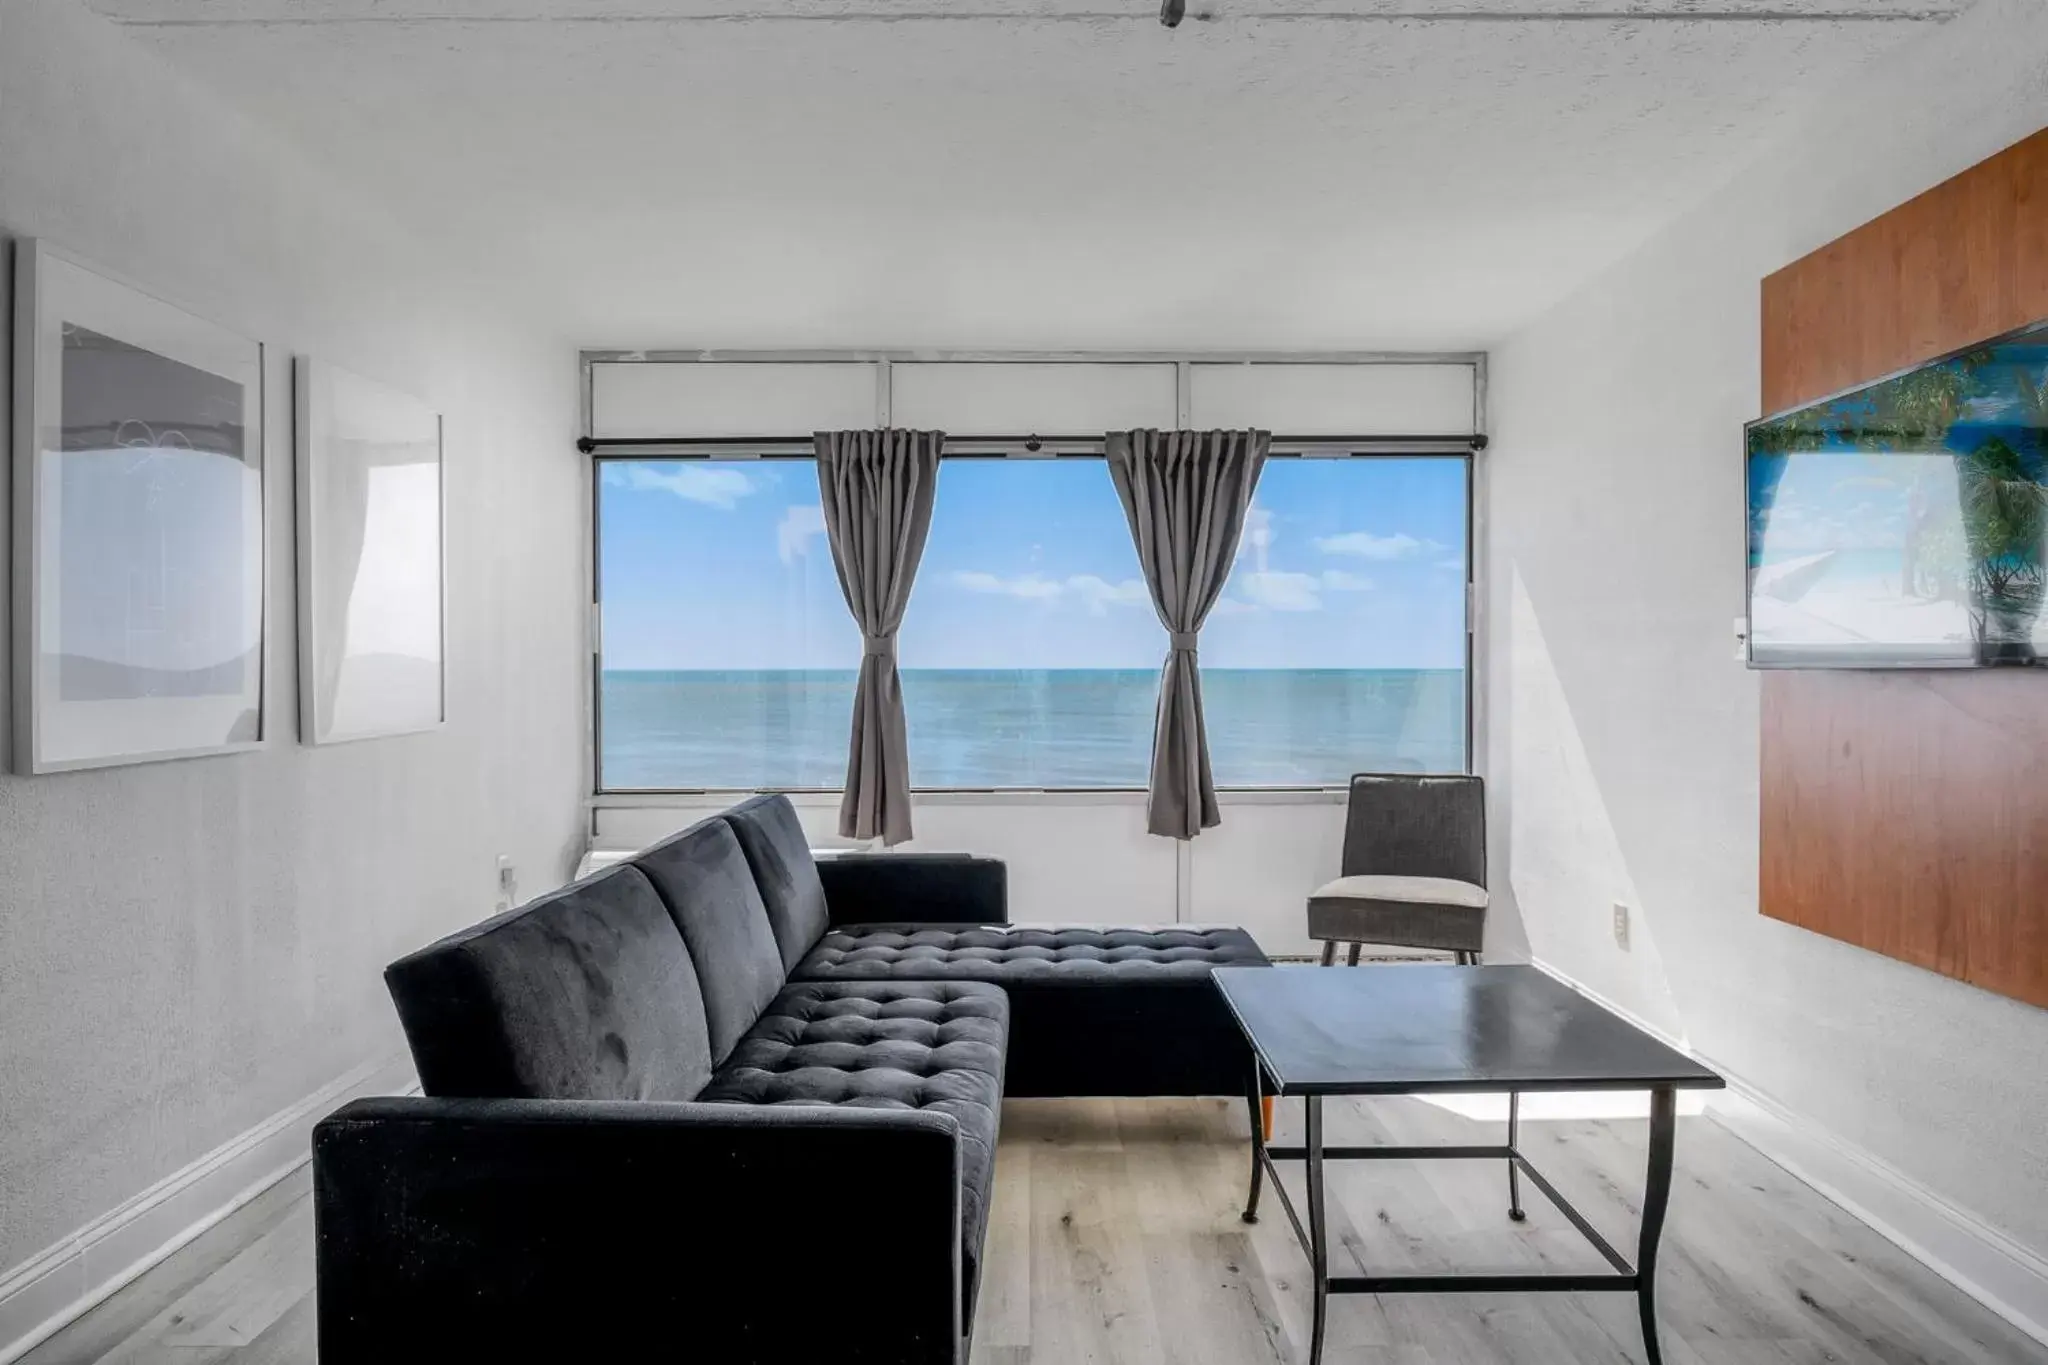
(1214, 567, 1371, 615)
(1314, 530, 1424, 560)
(1237, 570, 1323, 612)
(952, 570, 1065, 600)
(777, 504, 827, 565)
(1068, 575, 1152, 615)
(950, 570, 1149, 614)
(606, 462, 757, 509)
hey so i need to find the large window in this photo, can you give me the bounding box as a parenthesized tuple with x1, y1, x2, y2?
(596, 454, 1468, 791)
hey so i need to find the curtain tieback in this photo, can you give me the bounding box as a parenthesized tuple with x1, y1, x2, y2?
(862, 633, 896, 657)
(1167, 631, 1199, 652)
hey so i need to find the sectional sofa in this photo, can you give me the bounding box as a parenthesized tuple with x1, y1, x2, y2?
(312, 794, 1269, 1363)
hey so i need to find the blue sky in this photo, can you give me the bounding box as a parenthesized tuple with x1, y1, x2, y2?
(598, 456, 1468, 670)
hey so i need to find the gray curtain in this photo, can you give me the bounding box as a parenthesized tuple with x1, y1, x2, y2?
(814, 430, 944, 845)
(1105, 429, 1270, 839)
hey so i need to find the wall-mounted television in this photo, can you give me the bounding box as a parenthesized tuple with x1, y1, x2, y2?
(1746, 321, 2048, 668)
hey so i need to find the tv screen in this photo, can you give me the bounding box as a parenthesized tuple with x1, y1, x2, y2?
(1746, 321, 2048, 668)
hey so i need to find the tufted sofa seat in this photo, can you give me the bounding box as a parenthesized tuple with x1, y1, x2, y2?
(698, 980, 1008, 1299)
(794, 925, 1267, 1097)
(799, 924, 1267, 978)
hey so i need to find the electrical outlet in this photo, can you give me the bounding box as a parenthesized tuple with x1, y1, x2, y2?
(496, 855, 518, 911)
(1612, 901, 1632, 951)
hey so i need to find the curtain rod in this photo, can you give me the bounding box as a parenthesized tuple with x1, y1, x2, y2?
(576, 433, 1487, 457)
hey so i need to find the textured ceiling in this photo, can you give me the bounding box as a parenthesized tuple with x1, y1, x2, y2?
(91, 0, 1967, 348)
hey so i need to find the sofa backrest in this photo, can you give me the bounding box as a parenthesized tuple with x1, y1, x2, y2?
(632, 817, 788, 1064)
(384, 864, 715, 1102)
(719, 794, 831, 972)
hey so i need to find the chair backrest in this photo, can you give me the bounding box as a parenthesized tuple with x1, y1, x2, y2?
(1339, 773, 1486, 885)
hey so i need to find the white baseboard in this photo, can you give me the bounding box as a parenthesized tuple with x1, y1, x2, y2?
(0, 1052, 418, 1365)
(1708, 1083, 2048, 1348)
(1531, 955, 2048, 1351)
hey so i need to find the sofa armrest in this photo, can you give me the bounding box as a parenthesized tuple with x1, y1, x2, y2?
(818, 854, 1008, 928)
(314, 1096, 963, 1363)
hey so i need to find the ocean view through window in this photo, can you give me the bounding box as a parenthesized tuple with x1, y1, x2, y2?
(596, 454, 1468, 790)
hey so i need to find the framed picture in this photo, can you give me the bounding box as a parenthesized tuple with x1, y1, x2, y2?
(294, 357, 445, 744)
(11, 240, 266, 774)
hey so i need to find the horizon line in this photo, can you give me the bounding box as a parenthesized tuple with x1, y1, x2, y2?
(601, 664, 1463, 672)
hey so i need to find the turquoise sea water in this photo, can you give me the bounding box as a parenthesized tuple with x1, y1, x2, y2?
(600, 668, 1465, 791)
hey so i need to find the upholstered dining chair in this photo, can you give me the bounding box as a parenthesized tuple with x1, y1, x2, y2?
(1307, 773, 1488, 966)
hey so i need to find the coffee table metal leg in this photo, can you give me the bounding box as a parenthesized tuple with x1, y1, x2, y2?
(1305, 1095, 1329, 1365)
(1637, 1085, 1677, 1365)
(1506, 1090, 1527, 1222)
(1242, 1061, 1266, 1225)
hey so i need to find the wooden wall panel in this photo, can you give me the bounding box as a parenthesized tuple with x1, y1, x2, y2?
(1759, 128, 2048, 1011)
(1760, 129, 2048, 414)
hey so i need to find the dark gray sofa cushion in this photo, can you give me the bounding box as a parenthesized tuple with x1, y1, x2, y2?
(384, 864, 714, 1102)
(794, 924, 1268, 981)
(634, 817, 788, 1063)
(698, 979, 1007, 1311)
(720, 793, 832, 971)
(792, 924, 1268, 1099)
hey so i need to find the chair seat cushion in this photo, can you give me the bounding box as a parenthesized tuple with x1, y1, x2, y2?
(698, 980, 1008, 1307)
(1307, 884, 1487, 954)
(793, 924, 1267, 984)
(1308, 874, 1489, 909)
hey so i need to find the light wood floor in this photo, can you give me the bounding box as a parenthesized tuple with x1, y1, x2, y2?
(23, 1096, 2047, 1364)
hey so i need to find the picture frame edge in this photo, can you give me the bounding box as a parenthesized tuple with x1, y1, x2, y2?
(294, 353, 318, 746)
(436, 409, 448, 729)
(11, 237, 42, 775)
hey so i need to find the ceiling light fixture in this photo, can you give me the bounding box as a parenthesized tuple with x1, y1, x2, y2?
(1160, 0, 1185, 27)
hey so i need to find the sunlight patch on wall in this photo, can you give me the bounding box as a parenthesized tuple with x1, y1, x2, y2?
(1507, 565, 1686, 1042)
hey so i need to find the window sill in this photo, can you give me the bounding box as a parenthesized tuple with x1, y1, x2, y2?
(587, 786, 1353, 809)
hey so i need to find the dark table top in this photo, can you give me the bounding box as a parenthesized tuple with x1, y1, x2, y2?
(1212, 964, 1725, 1096)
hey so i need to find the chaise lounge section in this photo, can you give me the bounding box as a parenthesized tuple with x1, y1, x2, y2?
(312, 794, 1267, 1362)
(725, 792, 1270, 1099)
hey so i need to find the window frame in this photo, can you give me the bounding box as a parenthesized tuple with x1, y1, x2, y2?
(581, 347, 1490, 806)
(589, 444, 1474, 794)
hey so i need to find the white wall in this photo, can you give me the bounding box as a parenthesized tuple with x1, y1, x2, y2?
(1487, 0, 2048, 1265)
(586, 355, 1480, 438)
(0, 0, 584, 1284)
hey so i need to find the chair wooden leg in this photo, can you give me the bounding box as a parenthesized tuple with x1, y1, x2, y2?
(1319, 940, 1337, 966)
(1262, 1095, 1274, 1141)
(1346, 942, 1362, 967)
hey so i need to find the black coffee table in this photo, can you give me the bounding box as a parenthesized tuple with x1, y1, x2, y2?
(1211, 964, 1724, 1365)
